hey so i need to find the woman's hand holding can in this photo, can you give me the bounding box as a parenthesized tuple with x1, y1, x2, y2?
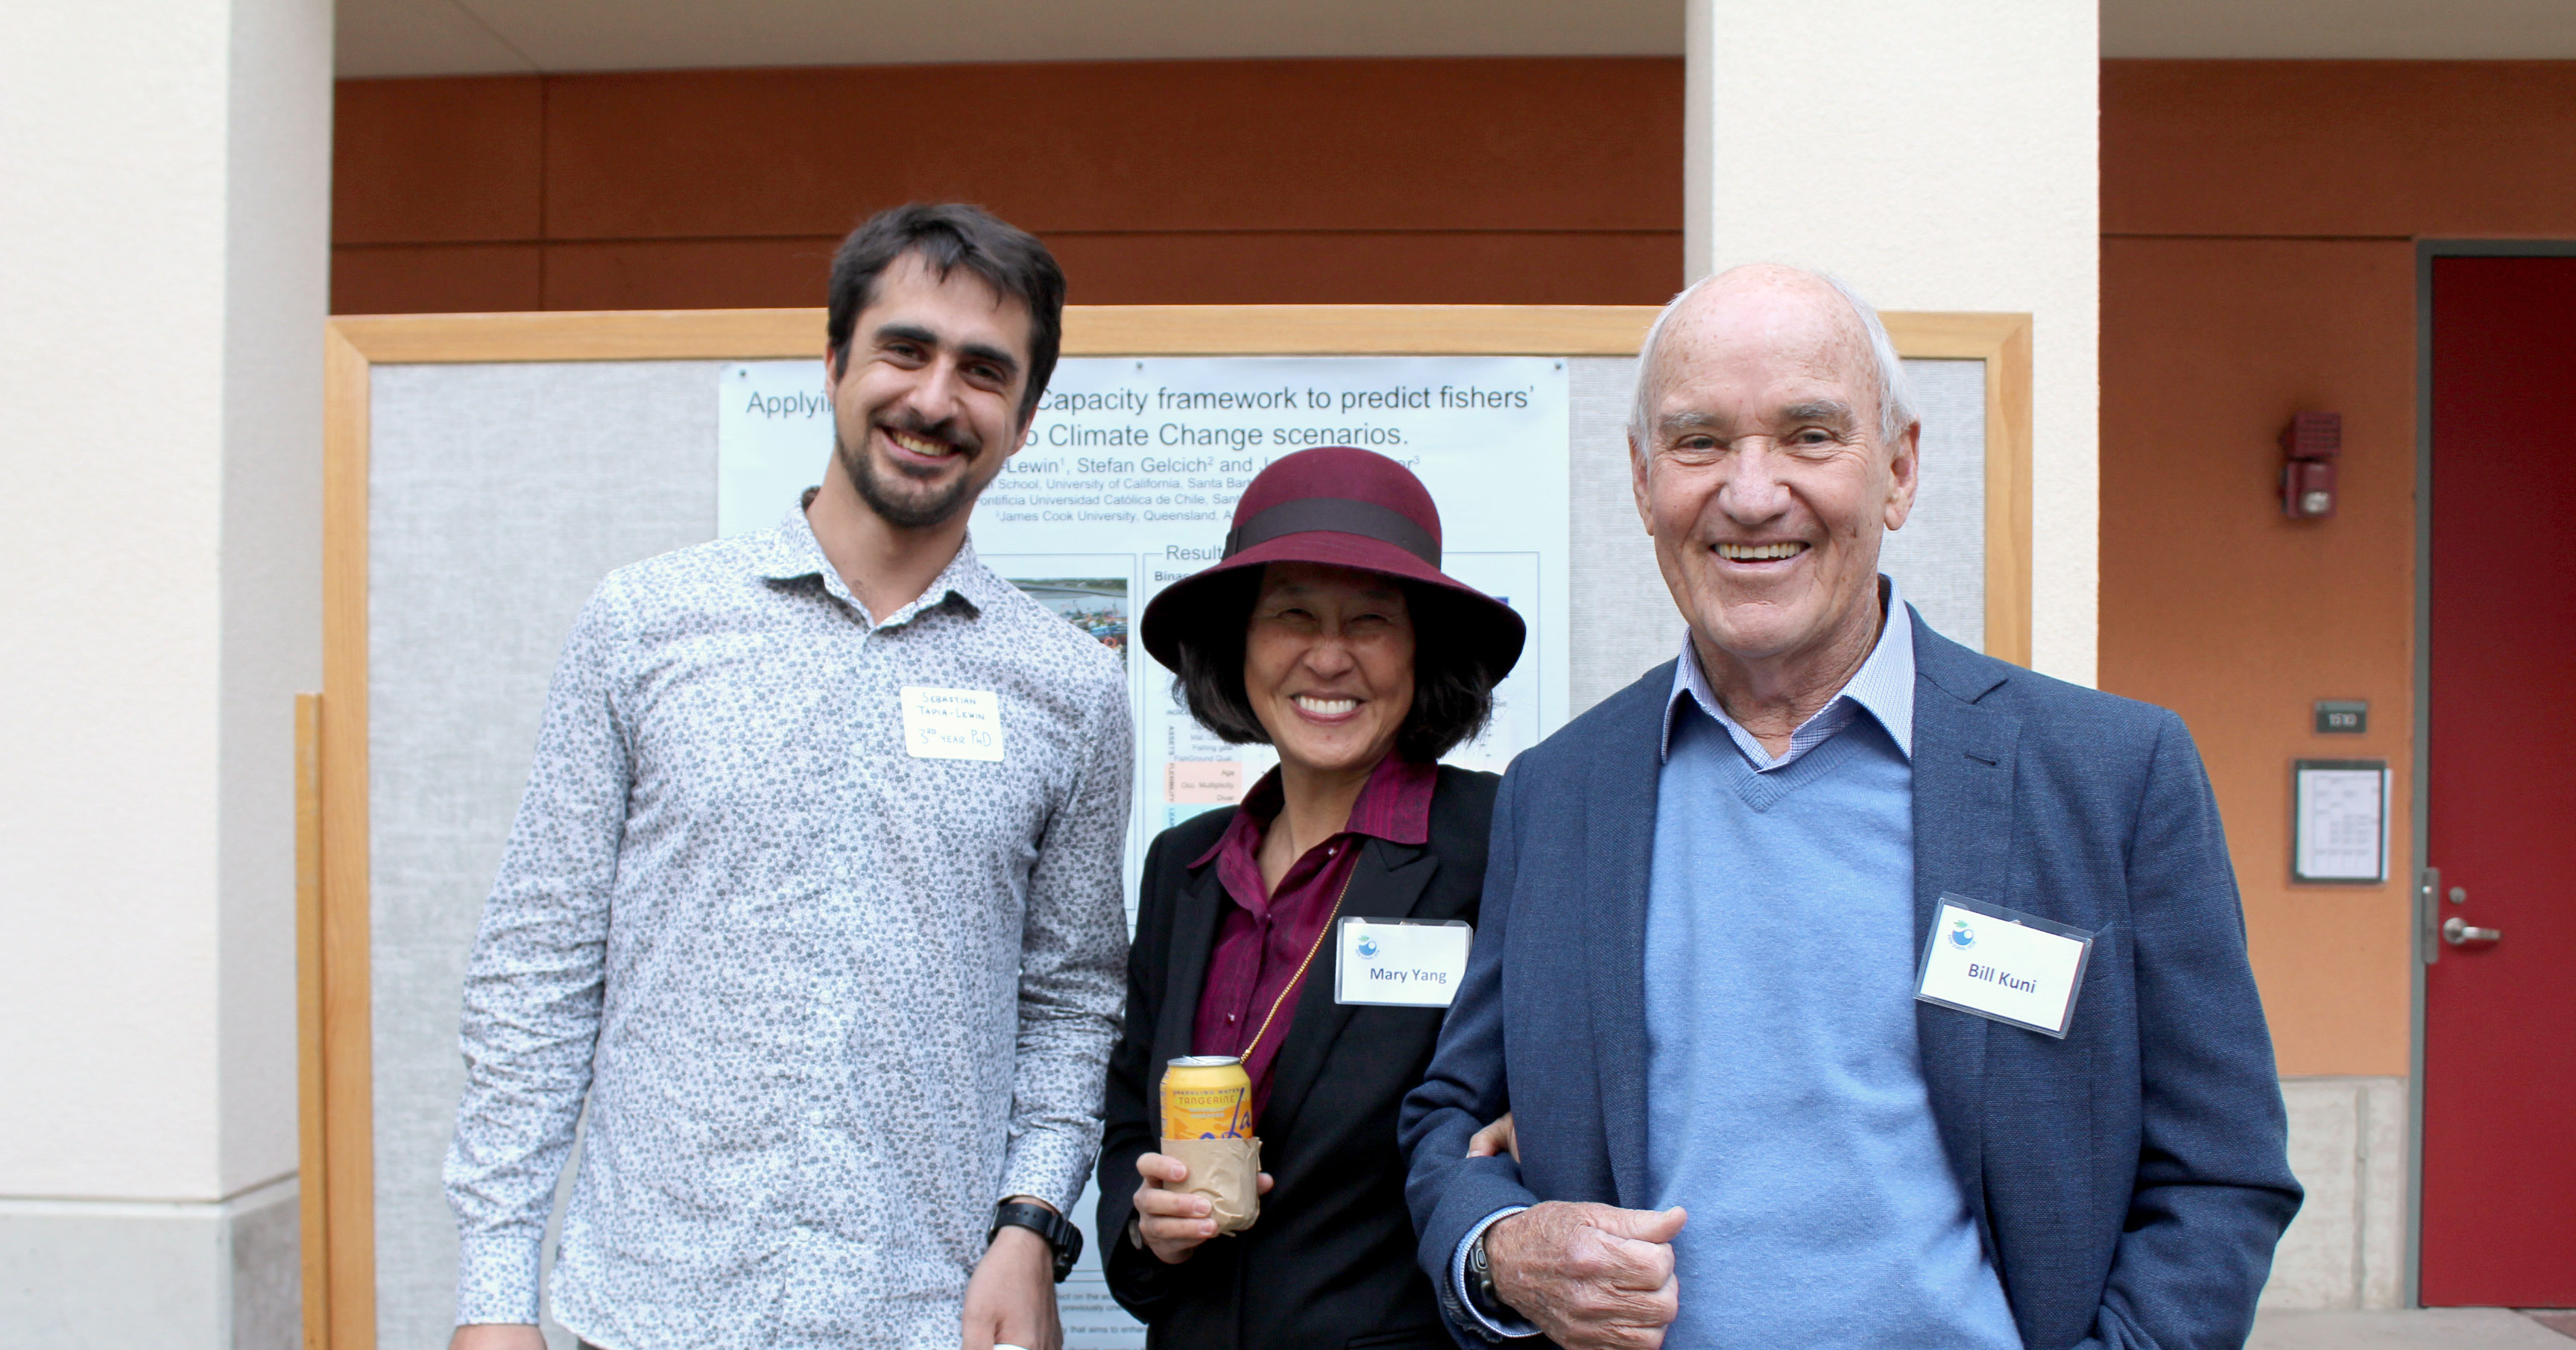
(1131, 1153, 1275, 1265)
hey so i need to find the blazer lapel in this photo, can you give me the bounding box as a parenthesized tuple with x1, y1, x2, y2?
(1256, 836, 1440, 1148)
(1590, 674, 1668, 1208)
(1154, 858, 1230, 1070)
(1907, 617, 2022, 1235)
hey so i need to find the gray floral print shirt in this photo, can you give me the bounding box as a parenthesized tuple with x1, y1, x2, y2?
(445, 505, 1131, 1349)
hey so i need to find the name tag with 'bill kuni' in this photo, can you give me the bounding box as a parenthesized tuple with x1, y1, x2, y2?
(1914, 892, 2094, 1038)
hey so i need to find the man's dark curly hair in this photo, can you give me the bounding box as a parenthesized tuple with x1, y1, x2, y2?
(825, 202, 1064, 426)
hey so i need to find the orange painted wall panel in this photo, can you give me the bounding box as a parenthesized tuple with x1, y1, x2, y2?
(538, 238, 845, 312)
(543, 60, 1683, 240)
(333, 77, 543, 245)
(329, 59, 1684, 313)
(2101, 59, 2576, 1075)
(534, 230, 1682, 312)
(1039, 230, 1679, 305)
(2103, 61, 2576, 239)
(2100, 238, 2418, 1077)
(332, 244, 544, 316)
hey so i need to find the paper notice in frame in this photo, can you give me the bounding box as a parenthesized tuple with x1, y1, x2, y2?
(2294, 758, 2389, 884)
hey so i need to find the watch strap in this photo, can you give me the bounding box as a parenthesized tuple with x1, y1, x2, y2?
(990, 1200, 1082, 1283)
(1465, 1226, 1503, 1318)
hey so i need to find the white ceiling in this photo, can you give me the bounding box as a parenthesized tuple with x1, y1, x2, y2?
(335, 0, 2576, 79)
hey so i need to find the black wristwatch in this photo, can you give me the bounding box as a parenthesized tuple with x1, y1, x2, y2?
(1465, 1224, 1505, 1318)
(990, 1199, 1082, 1283)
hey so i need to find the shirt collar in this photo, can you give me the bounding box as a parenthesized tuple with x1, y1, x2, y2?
(1661, 573, 1916, 769)
(1190, 754, 1438, 871)
(754, 491, 1006, 628)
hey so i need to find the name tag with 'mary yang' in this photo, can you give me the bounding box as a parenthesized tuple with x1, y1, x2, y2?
(1335, 918, 1471, 1007)
(1914, 892, 2095, 1038)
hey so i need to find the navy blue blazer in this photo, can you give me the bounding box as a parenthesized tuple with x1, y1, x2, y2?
(1401, 611, 2301, 1350)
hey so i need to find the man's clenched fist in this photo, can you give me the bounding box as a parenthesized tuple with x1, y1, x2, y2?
(1485, 1201, 1686, 1350)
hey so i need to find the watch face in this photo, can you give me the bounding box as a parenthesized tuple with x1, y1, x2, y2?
(1466, 1236, 1498, 1308)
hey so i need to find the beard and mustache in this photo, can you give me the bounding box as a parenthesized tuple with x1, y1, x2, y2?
(836, 411, 988, 529)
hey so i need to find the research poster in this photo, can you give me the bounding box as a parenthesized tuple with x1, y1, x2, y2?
(719, 355, 1570, 1347)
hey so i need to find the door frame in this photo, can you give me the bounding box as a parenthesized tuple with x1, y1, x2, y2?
(2409, 239, 2576, 1307)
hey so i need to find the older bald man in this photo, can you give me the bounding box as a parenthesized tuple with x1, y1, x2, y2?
(1401, 266, 2299, 1349)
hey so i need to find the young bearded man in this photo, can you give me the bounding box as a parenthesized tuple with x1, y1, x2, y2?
(445, 204, 1131, 1350)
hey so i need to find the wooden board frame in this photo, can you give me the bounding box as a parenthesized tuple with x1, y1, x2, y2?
(303, 303, 2031, 1348)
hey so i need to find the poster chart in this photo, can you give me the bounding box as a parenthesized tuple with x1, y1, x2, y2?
(719, 355, 1570, 1346)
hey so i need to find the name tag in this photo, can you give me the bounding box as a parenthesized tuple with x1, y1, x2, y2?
(1914, 893, 2094, 1038)
(899, 687, 1005, 762)
(1335, 917, 1471, 1006)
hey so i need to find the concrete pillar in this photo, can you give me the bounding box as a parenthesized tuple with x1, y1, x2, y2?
(1684, 0, 2100, 684)
(0, 0, 330, 1342)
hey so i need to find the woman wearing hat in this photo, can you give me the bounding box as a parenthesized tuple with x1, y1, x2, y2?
(1093, 446, 1525, 1349)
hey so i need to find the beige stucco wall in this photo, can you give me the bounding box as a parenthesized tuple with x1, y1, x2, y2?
(1682, 0, 2100, 684)
(0, 0, 329, 1338)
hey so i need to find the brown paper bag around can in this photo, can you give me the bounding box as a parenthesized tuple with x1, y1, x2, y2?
(1162, 1136, 1262, 1234)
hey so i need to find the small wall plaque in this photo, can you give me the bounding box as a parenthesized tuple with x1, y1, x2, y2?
(2293, 758, 2388, 885)
(2314, 699, 2368, 735)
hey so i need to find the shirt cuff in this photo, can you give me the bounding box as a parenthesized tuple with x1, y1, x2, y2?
(997, 1126, 1095, 1217)
(452, 1229, 545, 1327)
(1451, 1205, 1539, 1340)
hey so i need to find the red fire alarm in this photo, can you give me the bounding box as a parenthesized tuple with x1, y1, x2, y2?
(2280, 412, 2340, 519)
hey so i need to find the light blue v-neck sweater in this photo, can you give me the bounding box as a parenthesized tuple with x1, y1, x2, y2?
(1644, 602, 2021, 1349)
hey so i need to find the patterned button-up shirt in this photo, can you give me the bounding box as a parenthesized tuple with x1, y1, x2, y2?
(445, 503, 1132, 1350)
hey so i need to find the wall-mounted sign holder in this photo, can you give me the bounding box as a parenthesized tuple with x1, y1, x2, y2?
(2293, 757, 2390, 885)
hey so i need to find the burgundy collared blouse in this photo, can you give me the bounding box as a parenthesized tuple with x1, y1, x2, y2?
(1189, 754, 1438, 1126)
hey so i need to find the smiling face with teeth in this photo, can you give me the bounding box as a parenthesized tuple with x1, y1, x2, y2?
(822, 250, 1034, 532)
(1243, 561, 1418, 783)
(1630, 266, 1920, 715)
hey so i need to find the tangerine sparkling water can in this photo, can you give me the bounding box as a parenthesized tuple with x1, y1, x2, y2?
(1161, 1056, 1253, 1140)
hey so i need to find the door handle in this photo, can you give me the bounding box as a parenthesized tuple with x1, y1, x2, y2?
(2442, 915, 2501, 946)
(2419, 867, 2442, 965)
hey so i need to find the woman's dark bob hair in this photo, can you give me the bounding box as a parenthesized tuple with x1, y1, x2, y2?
(1168, 566, 1503, 763)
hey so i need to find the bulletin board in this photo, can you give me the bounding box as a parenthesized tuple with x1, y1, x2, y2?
(297, 304, 2031, 1350)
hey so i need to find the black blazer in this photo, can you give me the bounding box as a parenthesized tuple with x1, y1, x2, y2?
(1096, 766, 1498, 1350)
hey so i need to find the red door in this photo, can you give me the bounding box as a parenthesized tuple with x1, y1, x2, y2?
(2422, 253, 2576, 1306)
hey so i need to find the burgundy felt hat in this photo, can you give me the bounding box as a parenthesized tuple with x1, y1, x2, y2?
(1140, 446, 1527, 678)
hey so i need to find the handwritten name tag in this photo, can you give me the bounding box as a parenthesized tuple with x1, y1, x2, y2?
(1914, 893, 2094, 1038)
(899, 687, 1005, 762)
(1334, 917, 1471, 1007)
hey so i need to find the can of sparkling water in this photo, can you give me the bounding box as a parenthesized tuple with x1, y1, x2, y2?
(1161, 1056, 1253, 1140)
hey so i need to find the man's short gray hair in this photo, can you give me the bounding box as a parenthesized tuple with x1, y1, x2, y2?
(1626, 266, 1919, 455)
